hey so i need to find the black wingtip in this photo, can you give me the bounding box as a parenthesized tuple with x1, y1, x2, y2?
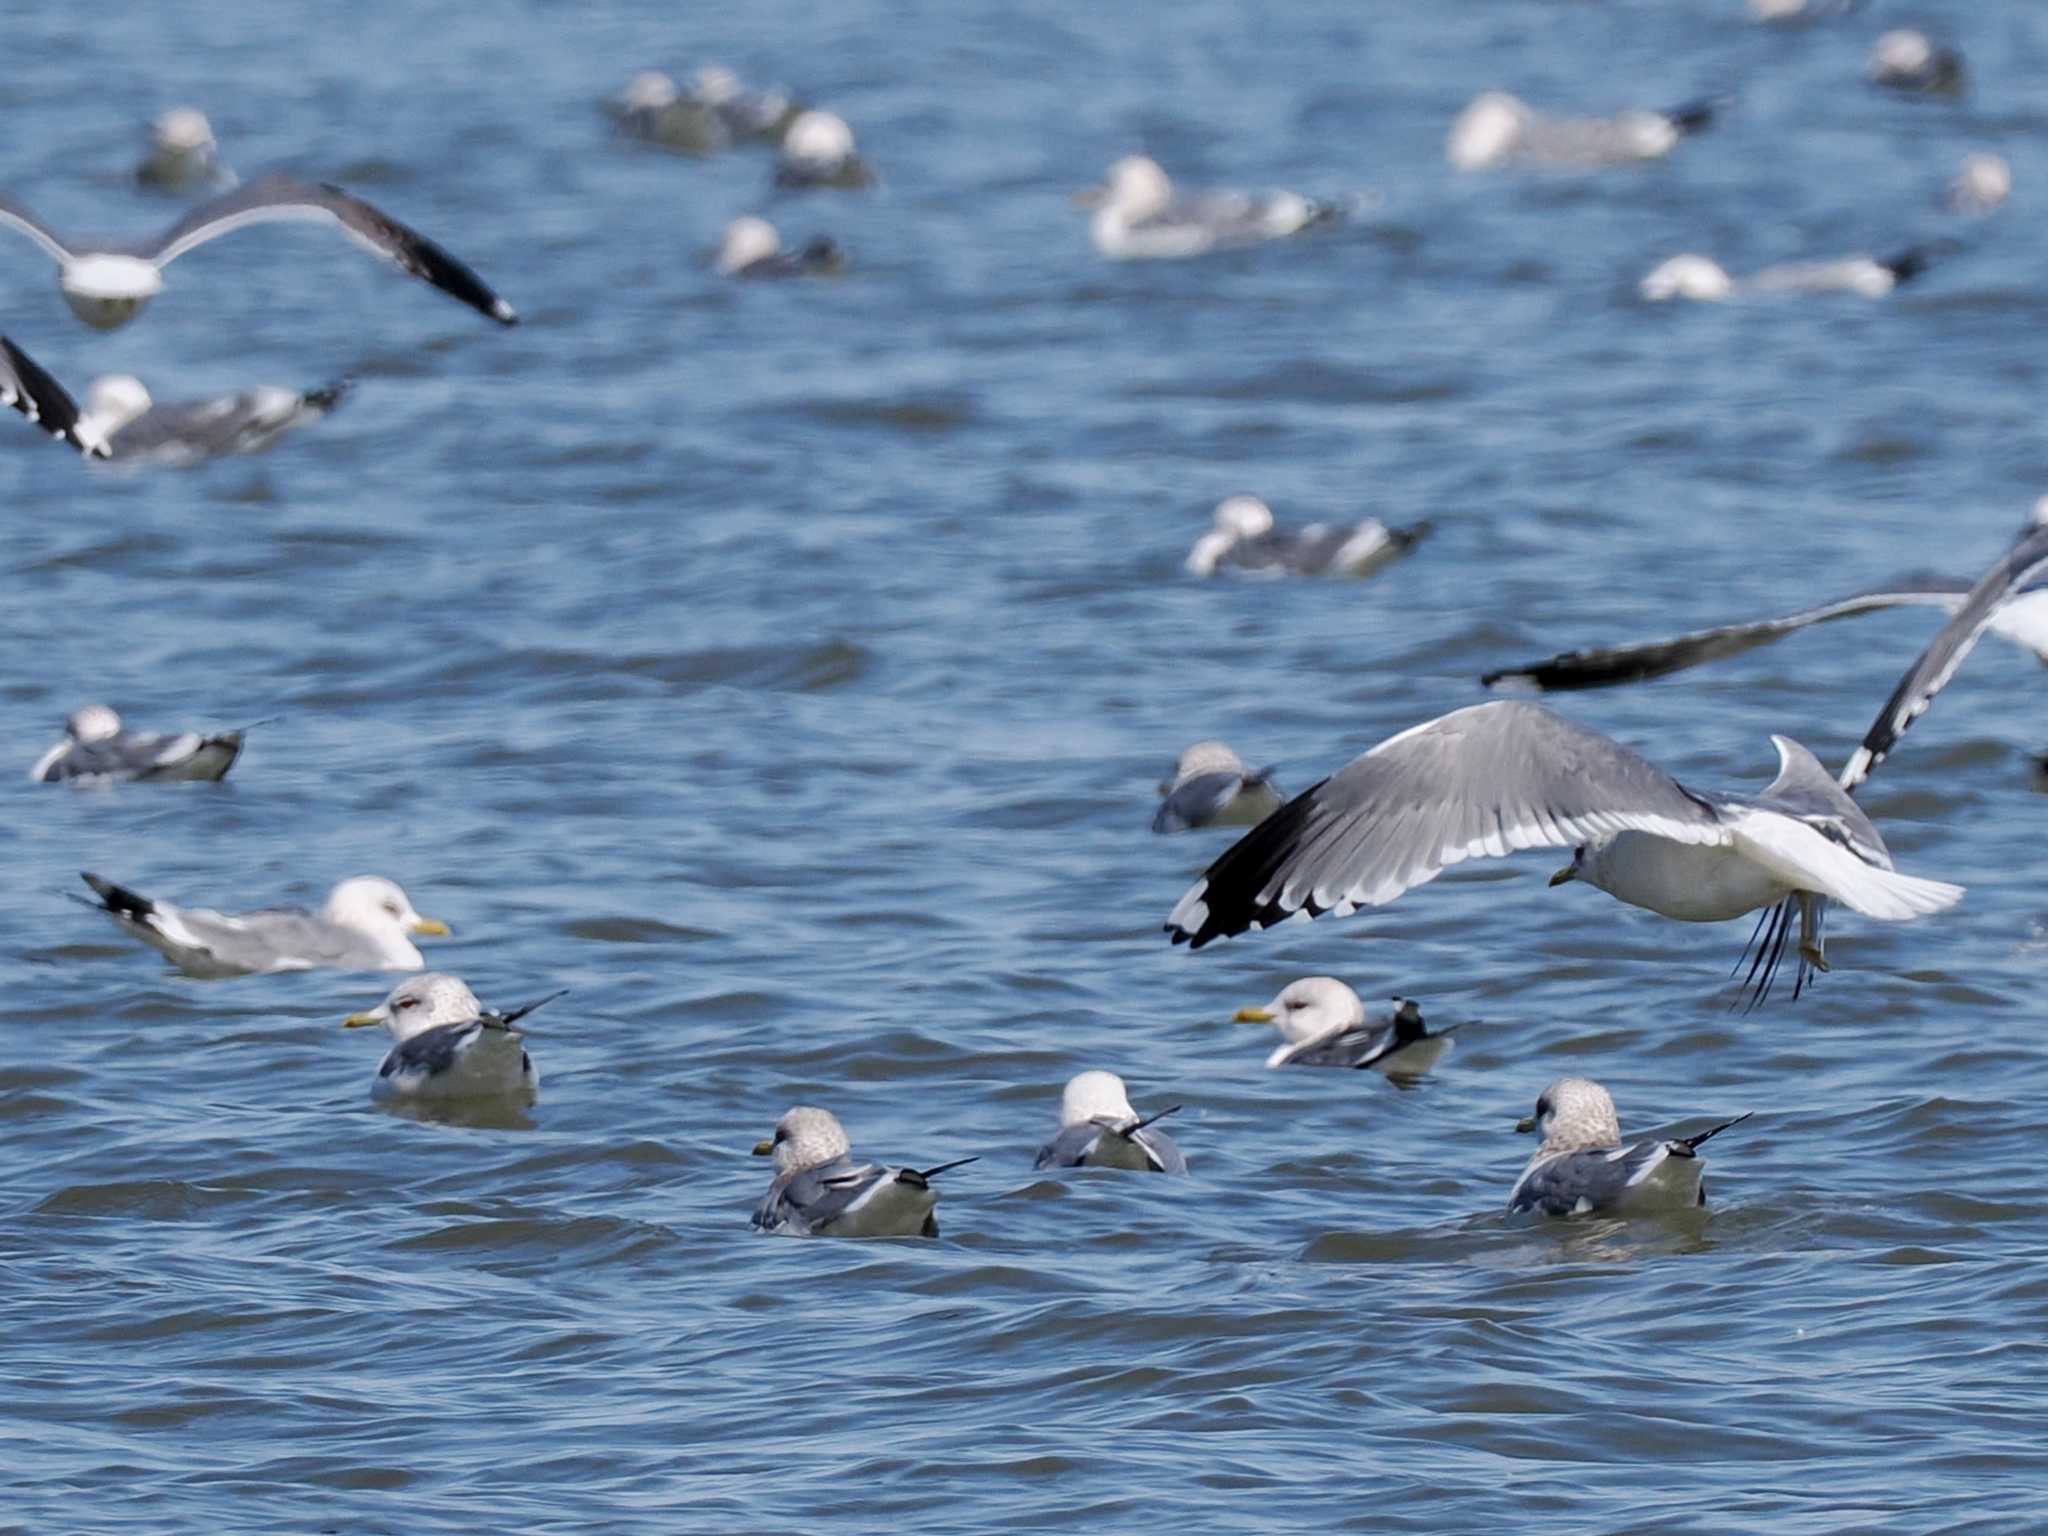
(910, 1155, 980, 1183)
(496, 988, 569, 1028)
(1665, 96, 1723, 136)
(80, 871, 151, 919)
(1681, 1110, 1754, 1153)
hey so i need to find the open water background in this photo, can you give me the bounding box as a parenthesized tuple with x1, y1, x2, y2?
(4, 2, 2048, 1530)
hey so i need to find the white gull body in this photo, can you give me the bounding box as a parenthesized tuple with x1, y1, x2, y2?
(1081, 156, 1332, 261)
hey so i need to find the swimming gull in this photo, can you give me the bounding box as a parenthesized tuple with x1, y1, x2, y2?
(135, 108, 235, 193)
(1233, 978, 1456, 1075)
(77, 372, 350, 467)
(1948, 153, 2010, 216)
(773, 111, 872, 190)
(1639, 247, 1938, 302)
(1077, 156, 1338, 262)
(79, 872, 449, 978)
(0, 173, 518, 330)
(1154, 740, 1285, 834)
(751, 1106, 975, 1237)
(0, 335, 106, 456)
(1162, 700, 1963, 1003)
(1868, 30, 1965, 96)
(1186, 494, 1431, 579)
(32, 705, 244, 783)
(690, 66, 805, 144)
(606, 71, 729, 155)
(1447, 92, 1717, 170)
(1509, 1077, 1751, 1216)
(344, 972, 560, 1102)
(1033, 1071, 1185, 1173)
(713, 216, 845, 278)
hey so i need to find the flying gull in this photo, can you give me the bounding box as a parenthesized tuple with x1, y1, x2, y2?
(1640, 248, 1939, 302)
(1154, 741, 1284, 834)
(344, 972, 561, 1102)
(1033, 1071, 1186, 1173)
(77, 372, 350, 467)
(1233, 978, 1456, 1075)
(0, 335, 106, 456)
(79, 872, 449, 977)
(750, 1106, 975, 1238)
(1509, 1077, 1751, 1217)
(135, 108, 235, 193)
(713, 216, 845, 279)
(0, 173, 518, 330)
(1162, 700, 1962, 1003)
(1186, 495, 1430, 579)
(1868, 30, 1965, 96)
(32, 705, 244, 783)
(1447, 92, 1717, 170)
(773, 112, 872, 190)
(1077, 156, 1338, 262)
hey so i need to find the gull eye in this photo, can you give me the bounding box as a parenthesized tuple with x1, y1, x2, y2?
(397, 996, 419, 1011)
(383, 902, 402, 917)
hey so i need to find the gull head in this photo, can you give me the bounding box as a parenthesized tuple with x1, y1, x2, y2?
(84, 375, 153, 436)
(60, 256, 164, 330)
(1234, 975, 1366, 1045)
(1640, 254, 1734, 303)
(153, 107, 217, 154)
(782, 110, 856, 168)
(1517, 1077, 1623, 1152)
(1951, 152, 2010, 214)
(1214, 494, 1275, 540)
(1163, 739, 1248, 791)
(1614, 108, 1681, 160)
(324, 876, 449, 941)
(1447, 92, 1530, 169)
(716, 216, 781, 275)
(1869, 29, 1934, 80)
(620, 70, 681, 113)
(754, 1105, 851, 1174)
(344, 971, 484, 1040)
(1083, 155, 1173, 221)
(1058, 1069, 1138, 1129)
(66, 704, 123, 744)
(692, 66, 740, 105)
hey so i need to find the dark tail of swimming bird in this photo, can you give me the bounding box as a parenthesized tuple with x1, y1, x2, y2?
(1663, 96, 1727, 136)
(80, 872, 153, 920)
(1675, 1111, 1753, 1156)
(1118, 1105, 1183, 1138)
(905, 1156, 980, 1186)
(302, 378, 354, 415)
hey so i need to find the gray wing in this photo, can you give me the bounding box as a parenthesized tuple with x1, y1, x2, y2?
(1167, 701, 1726, 949)
(41, 729, 201, 781)
(113, 384, 340, 462)
(1843, 523, 2048, 791)
(1746, 735, 1891, 867)
(1480, 587, 1975, 692)
(751, 1156, 889, 1233)
(378, 1021, 482, 1086)
(1128, 1125, 1187, 1175)
(0, 336, 107, 457)
(161, 904, 381, 971)
(1508, 1141, 1668, 1216)
(1033, 1124, 1105, 1169)
(1153, 770, 1248, 833)
(0, 193, 74, 263)
(1286, 1021, 1397, 1068)
(142, 174, 518, 326)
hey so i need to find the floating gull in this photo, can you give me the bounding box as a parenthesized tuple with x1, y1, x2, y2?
(1509, 1077, 1751, 1216)
(1154, 740, 1285, 834)
(32, 705, 244, 783)
(1186, 495, 1431, 579)
(0, 173, 518, 330)
(1163, 700, 1963, 1004)
(750, 1106, 975, 1238)
(344, 972, 560, 1102)
(713, 216, 844, 278)
(79, 373, 350, 467)
(79, 872, 449, 978)
(0, 335, 106, 456)
(1447, 92, 1717, 170)
(1077, 155, 1337, 262)
(1033, 1071, 1185, 1173)
(691, 66, 805, 145)
(773, 111, 871, 190)
(1948, 153, 2010, 216)
(1639, 247, 1937, 302)
(1233, 979, 1455, 1075)
(606, 70, 729, 155)
(135, 108, 235, 193)
(1868, 30, 1965, 96)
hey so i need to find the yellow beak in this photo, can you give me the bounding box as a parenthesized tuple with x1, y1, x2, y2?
(411, 916, 451, 937)
(1547, 867, 1575, 888)
(1514, 1115, 1536, 1133)
(1232, 1006, 1274, 1024)
(751, 1140, 775, 1157)
(342, 1011, 383, 1029)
